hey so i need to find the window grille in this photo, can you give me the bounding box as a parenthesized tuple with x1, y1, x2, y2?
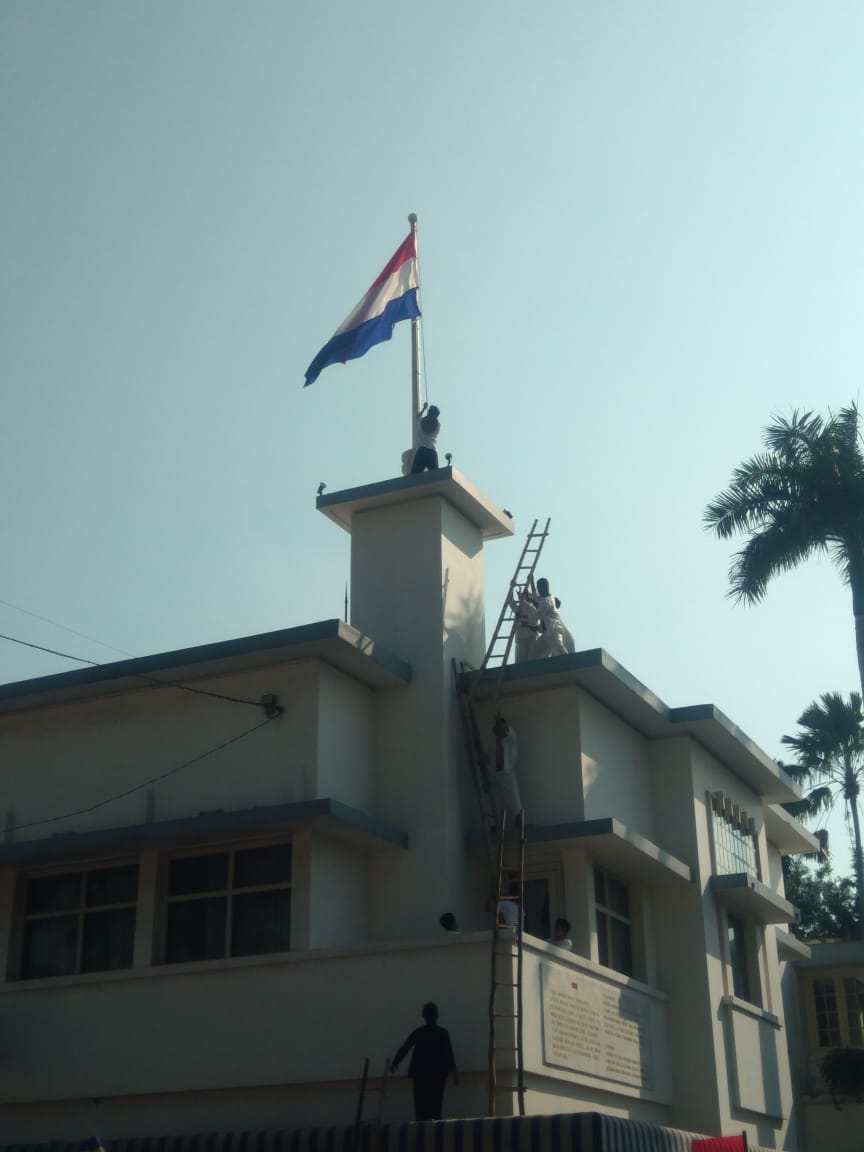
(710, 792, 759, 880)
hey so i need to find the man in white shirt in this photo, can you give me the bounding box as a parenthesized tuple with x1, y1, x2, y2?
(535, 578, 572, 658)
(487, 715, 521, 828)
(510, 584, 542, 662)
(410, 402, 441, 473)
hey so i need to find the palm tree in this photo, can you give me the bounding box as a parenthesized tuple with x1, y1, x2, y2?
(704, 404, 864, 698)
(782, 691, 864, 938)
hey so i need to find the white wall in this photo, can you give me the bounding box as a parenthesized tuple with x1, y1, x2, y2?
(474, 687, 583, 827)
(0, 662, 323, 842)
(316, 665, 374, 810)
(579, 693, 654, 839)
(308, 835, 368, 948)
(0, 935, 491, 1142)
(352, 495, 488, 942)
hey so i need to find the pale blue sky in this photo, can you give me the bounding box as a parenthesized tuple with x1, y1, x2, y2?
(2, 2, 862, 867)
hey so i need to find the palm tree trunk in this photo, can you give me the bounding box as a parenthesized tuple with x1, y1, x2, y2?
(849, 551, 864, 701)
(850, 796, 864, 940)
(856, 609, 864, 701)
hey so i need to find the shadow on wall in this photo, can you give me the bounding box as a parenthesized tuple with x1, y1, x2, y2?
(442, 571, 485, 668)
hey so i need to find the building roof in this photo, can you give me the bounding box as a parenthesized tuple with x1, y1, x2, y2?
(0, 619, 412, 715)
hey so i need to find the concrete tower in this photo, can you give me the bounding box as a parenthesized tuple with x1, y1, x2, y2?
(318, 467, 513, 937)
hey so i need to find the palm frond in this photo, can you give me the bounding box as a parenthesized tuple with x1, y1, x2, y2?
(706, 402, 864, 609)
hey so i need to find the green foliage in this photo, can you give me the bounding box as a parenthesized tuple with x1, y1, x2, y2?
(782, 691, 864, 938)
(782, 855, 858, 941)
(821, 1047, 864, 1105)
(704, 404, 864, 606)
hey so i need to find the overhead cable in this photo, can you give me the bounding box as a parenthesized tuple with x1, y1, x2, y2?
(13, 713, 279, 833)
(0, 630, 275, 712)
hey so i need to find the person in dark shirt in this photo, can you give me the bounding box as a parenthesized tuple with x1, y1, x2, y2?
(391, 1001, 459, 1120)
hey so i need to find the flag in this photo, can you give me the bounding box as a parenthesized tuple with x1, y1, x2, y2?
(691, 1136, 747, 1151)
(303, 230, 420, 387)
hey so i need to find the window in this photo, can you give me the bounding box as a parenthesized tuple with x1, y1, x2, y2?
(594, 867, 633, 976)
(18, 862, 138, 979)
(810, 974, 864, 1049)
(710, 792, 759, 880)
(164, 841, 291, 964)
(523, 877, 551, 940)
(727, 914, 751, 1002)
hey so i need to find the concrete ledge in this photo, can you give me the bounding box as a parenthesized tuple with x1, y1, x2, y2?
(0, 798, 409, 865)
(317, 467, 514, 540)
(467, 817, 692, 886)
(710, 873, 797, 924)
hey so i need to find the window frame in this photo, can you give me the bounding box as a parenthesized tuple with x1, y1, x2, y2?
(159, 837, 293, 966)
(12, 858, 140, 982)
(806, 970, 864, 1053)
(593, 865, 635, 978)
(721, 907, 765, 1009)
(521, 858, 565, 942)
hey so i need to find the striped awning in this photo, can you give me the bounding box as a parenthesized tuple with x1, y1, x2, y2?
(0, 1112, 772, 1152)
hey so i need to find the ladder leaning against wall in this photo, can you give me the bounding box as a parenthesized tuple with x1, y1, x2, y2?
(453, 517, 550, 877)
(453, 519, 549, 1117)
(488, 810, 526, 1117)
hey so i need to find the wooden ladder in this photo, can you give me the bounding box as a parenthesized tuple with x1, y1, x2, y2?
(488, 810, 526, 1118)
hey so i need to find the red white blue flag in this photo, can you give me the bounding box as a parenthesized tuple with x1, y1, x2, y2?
(304, 230, 420, 387)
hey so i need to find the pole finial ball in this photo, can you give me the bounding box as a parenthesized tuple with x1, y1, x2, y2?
(408, 213, 418, 226)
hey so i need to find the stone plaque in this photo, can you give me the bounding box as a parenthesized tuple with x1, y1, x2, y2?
(541, 963, 652, 1089)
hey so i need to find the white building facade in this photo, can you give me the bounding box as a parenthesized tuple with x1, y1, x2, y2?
(0, 471, 816, 1149)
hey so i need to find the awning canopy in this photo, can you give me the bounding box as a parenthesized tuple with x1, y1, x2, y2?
(2, 1111, 776, 1152)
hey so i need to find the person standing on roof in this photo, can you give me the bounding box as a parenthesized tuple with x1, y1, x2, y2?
(534, 578, 571, 657)
(391, 1001, 459, 1120)
(410, 401, 441, 473)
(510, 583, 542, 662)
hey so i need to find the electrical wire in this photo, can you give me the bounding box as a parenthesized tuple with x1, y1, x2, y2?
(0, 595, 135, 660)
(13, 712, 279, 833)
(0, 631, 273, 712)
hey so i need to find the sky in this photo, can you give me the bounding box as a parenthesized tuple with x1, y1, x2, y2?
(2, 2, 863, 871)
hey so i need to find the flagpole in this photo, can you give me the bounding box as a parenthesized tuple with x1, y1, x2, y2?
(409, 213, 422, 448)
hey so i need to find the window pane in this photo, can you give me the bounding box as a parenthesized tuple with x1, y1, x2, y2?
(25, 872, 82, 915)
(81, 907, 136, 972)
(607, 876, 630, 918)
(168, 853, 228, 897)
(728, 915, 751, 1002)
(522, 879, 550, 940)
(21, 915, 78, 978)
(813, 978, 841, 1047)
(232, 889, 291, 956)
(594, 869, 606, 905)
(596, 912, 609, 967)
(85, 865, 139, 907)
(165, 897, 227, 963)
(610, 917, 633, 976)
(234, 843, 292, 888)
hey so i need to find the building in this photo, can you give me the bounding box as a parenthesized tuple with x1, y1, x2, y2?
(0, 469, 817, 1148)
(785, 939, 864, 1152)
